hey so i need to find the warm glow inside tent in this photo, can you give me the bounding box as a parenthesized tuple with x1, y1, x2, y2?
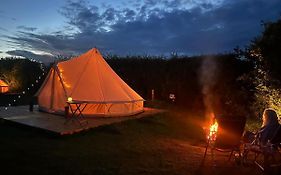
(36, 48, 144, 117)
(0, 80, 9, 93)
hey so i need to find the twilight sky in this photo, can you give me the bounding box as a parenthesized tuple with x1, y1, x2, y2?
(0, 0, 281, 61)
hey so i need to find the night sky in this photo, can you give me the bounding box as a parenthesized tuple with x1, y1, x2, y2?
(0, 0, 281, 62)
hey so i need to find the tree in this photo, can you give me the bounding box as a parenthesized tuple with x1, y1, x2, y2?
(243, 18, 281, 117)
(252, 19, 281, 82)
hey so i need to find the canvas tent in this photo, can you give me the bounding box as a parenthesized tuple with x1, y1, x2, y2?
(36, 48, 144, 117)
(0, 80, 9, 93)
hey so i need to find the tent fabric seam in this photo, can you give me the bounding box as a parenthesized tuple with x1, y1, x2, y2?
(96, 53, 106, 101)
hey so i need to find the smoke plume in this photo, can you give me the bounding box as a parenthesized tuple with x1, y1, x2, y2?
(199, 57, 218, 120)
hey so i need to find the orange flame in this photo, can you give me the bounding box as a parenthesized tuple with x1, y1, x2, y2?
(204, 112, 218, 141)
(208, 120, 218, 141)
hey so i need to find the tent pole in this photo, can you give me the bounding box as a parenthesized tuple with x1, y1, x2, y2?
(50, 68, 55, 109)
(54, 65, 69, 99)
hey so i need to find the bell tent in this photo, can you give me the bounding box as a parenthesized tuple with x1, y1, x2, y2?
(36, 48, 144, 117)
(0, 80, 9, 93)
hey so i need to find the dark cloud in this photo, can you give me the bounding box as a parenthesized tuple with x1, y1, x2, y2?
(4, 0, 281, 56)
(17, 25, 37, 32)
(6, 50, 55, 63)
(59, 0, 102, 32)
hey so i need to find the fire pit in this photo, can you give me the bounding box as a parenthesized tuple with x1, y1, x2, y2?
(202, 114, 246, 163)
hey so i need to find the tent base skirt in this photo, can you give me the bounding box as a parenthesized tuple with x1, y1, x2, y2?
(39, 102, 144, 117)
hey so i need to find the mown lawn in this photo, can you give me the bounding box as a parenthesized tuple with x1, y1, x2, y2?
(0, 108, 261, 175)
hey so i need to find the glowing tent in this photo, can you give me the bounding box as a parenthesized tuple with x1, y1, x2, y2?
(36, 48, 144, 117)
(0, 80, 9, 93)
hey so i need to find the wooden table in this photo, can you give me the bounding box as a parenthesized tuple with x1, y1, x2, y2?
(65, 101, 88, 125)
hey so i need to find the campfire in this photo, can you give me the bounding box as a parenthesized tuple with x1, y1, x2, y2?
(208, 120, 218, 141)
(202, 113, 220, 163)
(205, 113, 219, 142)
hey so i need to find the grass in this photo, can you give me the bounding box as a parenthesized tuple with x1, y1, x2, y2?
(0, 105, 262, 175)
(0, 110, 202, 174)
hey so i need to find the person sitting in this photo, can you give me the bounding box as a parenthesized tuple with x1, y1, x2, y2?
(243, 108, 280, 145)
(258, 108, 280, 145)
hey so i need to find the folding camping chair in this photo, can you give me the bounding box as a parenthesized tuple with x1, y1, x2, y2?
(242, 125, 281, 173)
(202, 115, 246, 165)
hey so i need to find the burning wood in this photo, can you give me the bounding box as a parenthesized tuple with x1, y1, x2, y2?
(204, 113, 219, 142)
(208, 120, 218, 141)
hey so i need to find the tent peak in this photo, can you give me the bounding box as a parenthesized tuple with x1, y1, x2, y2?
(89, 47, 99, 53)
(84, 48, 100, 57)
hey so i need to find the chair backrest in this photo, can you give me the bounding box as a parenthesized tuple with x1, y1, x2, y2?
(215, 115, 246, 149)
(270, 124, 281, 145)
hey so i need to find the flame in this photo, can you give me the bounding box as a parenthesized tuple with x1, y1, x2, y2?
(204, 112, 218, 141)
(208, 120, 218, 141)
